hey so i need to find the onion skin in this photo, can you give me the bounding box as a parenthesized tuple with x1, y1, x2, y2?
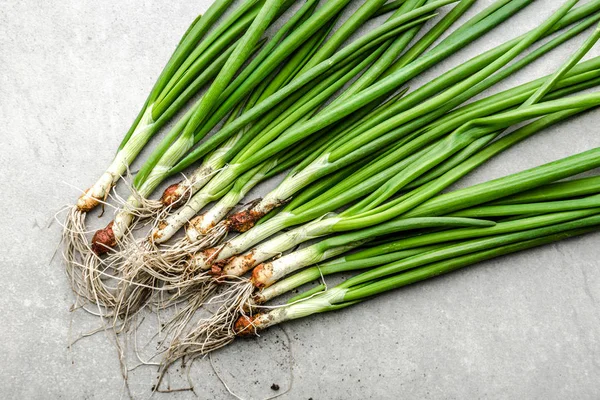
(226, 198, 289, 232)
(234, 314, 262, 336)
(76, 188, 101, 212)
(160, 181, 190, 208)
(234, 311, 282, 336)
(251, 262, 273, 289)
(91, 221, 116, 255)
(226, 207, 267, 233)
(208, 257, 231, 277)
(221, 250, 258, 277)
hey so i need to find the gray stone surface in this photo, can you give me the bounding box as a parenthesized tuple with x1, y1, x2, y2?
(1, 0, 600, 398)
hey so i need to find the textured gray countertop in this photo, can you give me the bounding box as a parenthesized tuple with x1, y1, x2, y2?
(1, 0, 600, 399)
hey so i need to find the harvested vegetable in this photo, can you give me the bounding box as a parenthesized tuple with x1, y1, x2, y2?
(60, 1, 600, 391)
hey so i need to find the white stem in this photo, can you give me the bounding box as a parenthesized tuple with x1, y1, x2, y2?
(254, 287, 349, 330)
(257, 243, 358, 288)
(251, 307, 289, 331)
(198, 160, 275, 234)
(283, 287, 348, 319)
(221, 215, 340, 276)
(113, 128, 197, 240)
(199, 194, 237, 233)
(156, 191, 213, 243)
(256, 255, 349, 304)
(112, 196, 140, 240)
(153, 164, 239, 243)
(177, 131, 244, 196)
(253, 153, 332, 215)
(77, 106, 155, 210)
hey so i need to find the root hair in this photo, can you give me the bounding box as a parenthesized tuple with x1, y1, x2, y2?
(161, 278, 254, 371)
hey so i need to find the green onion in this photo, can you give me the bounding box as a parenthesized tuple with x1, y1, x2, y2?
(63, 1, 600, 376)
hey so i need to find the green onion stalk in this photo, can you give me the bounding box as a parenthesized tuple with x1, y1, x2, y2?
(156, 1, 326, 210)
(245, 93, 600, 272)
(155, 38, 404, 245)
(194, 12, 600, 275)
(162, 216, 498, 364)
(169, 0, 600, 179)
(84, 1, 339, 316)
(165, 149, 600, 360)
(210, 81, 600, 290)
(120, 108, 381, 313)
(198, 1, 600, 258)
(148, 0, 533, 250)
(183, 103, 382, 247)
(374, 0, 411, 18)
(274, 187, 600, 296)
(489, 175, 600, 205)
(63, 0, 249, 221)
(119, 0, 418, 250)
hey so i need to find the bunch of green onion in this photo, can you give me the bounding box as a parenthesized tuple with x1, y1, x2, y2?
(61, 0, 600, 386)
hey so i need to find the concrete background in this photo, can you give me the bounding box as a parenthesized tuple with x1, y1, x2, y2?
(1, 0, 600, 398)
